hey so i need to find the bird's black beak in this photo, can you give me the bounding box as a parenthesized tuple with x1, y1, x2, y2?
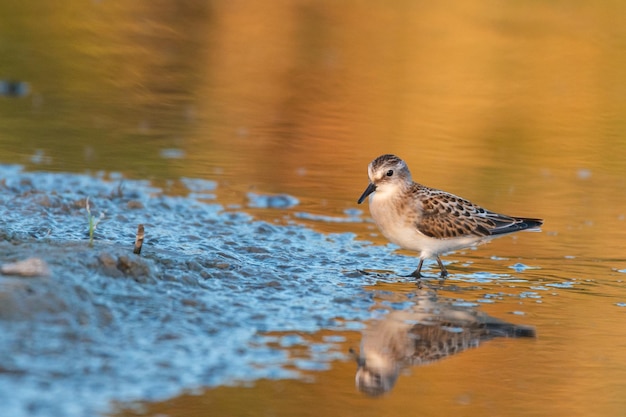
(357, 183, 377, 204)
(349, 347, 366, 367)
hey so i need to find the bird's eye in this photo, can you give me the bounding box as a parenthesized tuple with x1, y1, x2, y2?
(386, 170, 394, 177)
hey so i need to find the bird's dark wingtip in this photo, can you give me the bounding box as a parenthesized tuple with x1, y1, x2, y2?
(520, 217, 544, 230)
(488, 216, 544, 235)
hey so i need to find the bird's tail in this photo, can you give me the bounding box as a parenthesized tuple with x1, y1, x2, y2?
(515, 217, 543, 231)
(489, 215, 544, 235)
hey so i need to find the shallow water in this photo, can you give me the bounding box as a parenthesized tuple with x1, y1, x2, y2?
(1, 1, 626, 417)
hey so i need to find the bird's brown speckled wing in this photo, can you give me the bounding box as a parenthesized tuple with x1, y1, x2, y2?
(412, 185, 539, 239)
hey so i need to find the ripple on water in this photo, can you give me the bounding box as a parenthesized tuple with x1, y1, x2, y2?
(247, 192, 299, 208)
(546, 281, 576, 289)
(294, 208, 364, 223)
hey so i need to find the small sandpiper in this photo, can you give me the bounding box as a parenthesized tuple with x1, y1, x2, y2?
(357, 154, 543, 278)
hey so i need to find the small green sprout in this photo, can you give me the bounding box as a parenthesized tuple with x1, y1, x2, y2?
(85, 197, 105, 247)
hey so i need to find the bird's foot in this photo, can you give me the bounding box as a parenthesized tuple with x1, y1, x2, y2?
(402, 270, 447, 280)
(402, 270, 423, 279)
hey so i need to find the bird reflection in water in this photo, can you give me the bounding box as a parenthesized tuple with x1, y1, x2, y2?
(352, 290, 536, 396)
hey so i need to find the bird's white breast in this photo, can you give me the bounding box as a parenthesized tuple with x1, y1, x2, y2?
(368, 189, 489, 259)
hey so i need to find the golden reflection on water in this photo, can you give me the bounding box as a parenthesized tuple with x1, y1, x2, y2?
(2, 1, 626, 416)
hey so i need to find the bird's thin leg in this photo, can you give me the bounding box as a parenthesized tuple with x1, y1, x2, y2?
(436, 256, 448, 278)
(404, 259, 424, 279)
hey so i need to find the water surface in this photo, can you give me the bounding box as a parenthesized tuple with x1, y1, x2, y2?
(1, 1, 626, 417)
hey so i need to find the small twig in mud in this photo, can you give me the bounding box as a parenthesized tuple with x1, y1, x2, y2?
(112, 180, 124, 198)
(86, 197, 105, 247)
(133, 224, 145, 255)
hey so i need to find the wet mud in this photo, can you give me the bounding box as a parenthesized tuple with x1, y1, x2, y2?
(0, 165, 397, 417)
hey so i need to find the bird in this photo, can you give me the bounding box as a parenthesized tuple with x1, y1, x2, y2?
(357, 154, 543, 278)
(352, 290, 536, 396)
